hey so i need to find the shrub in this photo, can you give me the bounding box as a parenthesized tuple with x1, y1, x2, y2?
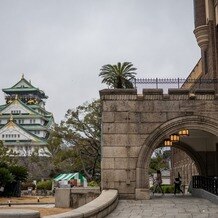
(0, 167, 14, 185)
(88, 180, 99, 187)
(9, 165, 28, 182)
(21, 181, 36, 190)
(37, 180, 52, 190)
(162, 184, 174, 193)
(150, 184, 174, 193)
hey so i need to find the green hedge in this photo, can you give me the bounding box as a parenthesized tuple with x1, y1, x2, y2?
(151, 184, 174, 193)
(37, 180, 52, 190)
(88, 180, 99, 187)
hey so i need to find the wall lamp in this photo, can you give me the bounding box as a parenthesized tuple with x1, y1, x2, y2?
(179, 129, 189, 136)
(164, 139, 173, 146)
(170, 134, 180, 142)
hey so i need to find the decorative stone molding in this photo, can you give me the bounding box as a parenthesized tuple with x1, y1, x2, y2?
(194, 89, 215, 100)
(168, 89, 189, 100)
(142, 89, 163, 100)
(142, 89, 163, 95)
(194, 89, 215, 94)
(193, 25, 209, 50)
(99, 89, 137, 96)
(168, 89, 190, 95)
(100, 89, 137, 100)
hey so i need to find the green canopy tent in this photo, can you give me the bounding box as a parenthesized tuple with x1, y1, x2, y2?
(54, 172, 87, 187)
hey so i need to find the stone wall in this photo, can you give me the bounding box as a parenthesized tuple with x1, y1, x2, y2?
(171, 147, 198, 190)
(193, 0, 218, 91)
(194, 0, 206, 27)
(55, 187, 100, 208)
(100, 88, 218, 199)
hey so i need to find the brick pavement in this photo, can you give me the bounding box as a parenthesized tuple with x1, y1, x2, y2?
(106, 194, 218, 218)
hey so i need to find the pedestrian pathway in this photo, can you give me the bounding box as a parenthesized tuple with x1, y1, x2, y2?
(106, 194, 218, 218)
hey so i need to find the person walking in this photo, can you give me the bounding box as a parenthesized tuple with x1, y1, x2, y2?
(153, 170, 164, 195)
(174, 172, 184, 195)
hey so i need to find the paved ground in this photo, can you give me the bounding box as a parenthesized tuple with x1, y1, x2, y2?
(107, 194, 218, 218)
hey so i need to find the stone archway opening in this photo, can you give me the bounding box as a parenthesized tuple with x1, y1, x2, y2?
(136, 116, 218, 199)
(148, 143, 200, 196)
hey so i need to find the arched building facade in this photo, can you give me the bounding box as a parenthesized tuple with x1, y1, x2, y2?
(100, 0, 218, 199)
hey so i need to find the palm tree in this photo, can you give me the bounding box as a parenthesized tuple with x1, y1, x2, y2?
(99, 62, 137, 88)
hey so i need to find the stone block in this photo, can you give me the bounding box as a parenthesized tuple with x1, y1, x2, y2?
(141, 112, 167, 122)
(102, 101, 118, 112)
(153, 101, 180, 112)
(115, 101, 138, 112)
(166, 112, 181, 120)
(143, 89, 163, 95)
(168, 88, 190, 95)
(100, 88, 137, 96)
(114, 181, 136, 194)
(102, 112, 115, 122)
(113, 169, 136, 182)
(101, 180, 115, 189)
(139, 123, 161, 134)
(114, 112, 141, 123)
(138, 101, 154, 112)
(101, 158, 115, 169)
(118, 193, 135, 199)
(102, 123, 116, 134)
(103, 123, 141, 134)
(55, 188, 71, 208)
(102, 134, 143, 147)
(70, 188, 100, 209)
(135, 188, 150, 200)
(179, 100, 210, 111)
(114, 157, 137, 169)
(101, 170, 135, 184)
(102, 146, 141, 158)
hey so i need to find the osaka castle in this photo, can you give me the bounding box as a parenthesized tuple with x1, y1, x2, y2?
(0, 75, 54, 156)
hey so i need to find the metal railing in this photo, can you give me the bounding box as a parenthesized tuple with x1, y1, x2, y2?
(192, 175, 218, 196)
(134, 78, 218, 89)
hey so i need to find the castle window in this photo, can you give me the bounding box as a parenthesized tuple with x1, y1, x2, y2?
(11, 110, 21, 114)
(2, 134, 4, 138)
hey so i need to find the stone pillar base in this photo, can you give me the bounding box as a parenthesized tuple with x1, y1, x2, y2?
(135, 188, 150, 200)
(55, 188, 71, 208)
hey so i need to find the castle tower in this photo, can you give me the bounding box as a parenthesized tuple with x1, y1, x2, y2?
(0, 75, 54, 156)
(193, 0, 218, 91)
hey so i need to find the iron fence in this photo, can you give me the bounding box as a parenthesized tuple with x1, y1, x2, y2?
(133, 78, 218, 89)
(192, 175, 218, 196)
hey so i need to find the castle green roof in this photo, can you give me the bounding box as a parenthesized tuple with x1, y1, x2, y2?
(2, 76, 48, 99)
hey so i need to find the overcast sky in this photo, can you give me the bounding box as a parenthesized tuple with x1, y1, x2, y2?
(0, 0, 200, 123)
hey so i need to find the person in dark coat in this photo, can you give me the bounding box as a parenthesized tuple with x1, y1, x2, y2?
(174, 172, 183, 195)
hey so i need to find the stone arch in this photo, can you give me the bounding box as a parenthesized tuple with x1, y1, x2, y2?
(136, 115, 218, 189)
(173, 141, 205, 175)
